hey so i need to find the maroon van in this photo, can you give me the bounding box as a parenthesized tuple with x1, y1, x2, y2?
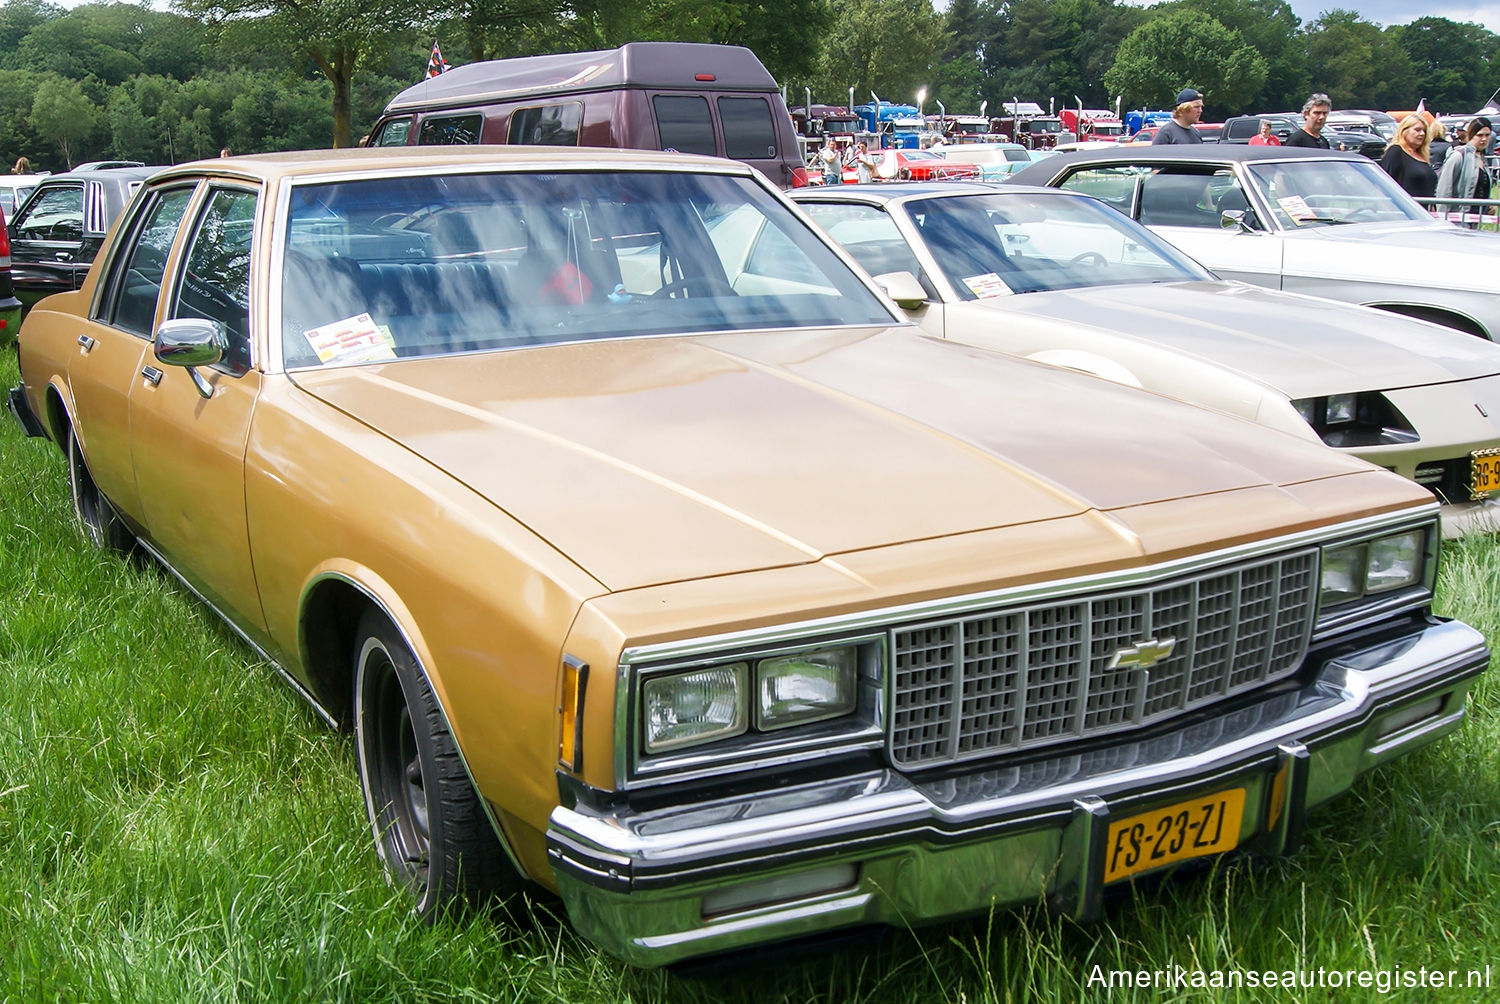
(367, 42, 808, 189)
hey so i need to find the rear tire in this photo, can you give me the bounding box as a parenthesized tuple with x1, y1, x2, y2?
(66, 423, 133, 553)
(353, 609, 519, 915)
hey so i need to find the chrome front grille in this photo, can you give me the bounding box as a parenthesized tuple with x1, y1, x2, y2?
(889, 549, 1318, 769)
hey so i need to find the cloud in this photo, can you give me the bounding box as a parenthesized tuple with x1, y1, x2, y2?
(1290, 0, 1500, 27)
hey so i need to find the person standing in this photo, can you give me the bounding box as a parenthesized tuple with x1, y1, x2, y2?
(1285, 94, 1332, 148)
(1428, 121, 1451, 172)
(1248, 119, 1281, 146)
(817, 137, 840, 184)
(1152, 88, 1204, 145)
(1380, 115, 1438, 198)
(1436, 116, 1494, 222)
(853, 141, 876, 184)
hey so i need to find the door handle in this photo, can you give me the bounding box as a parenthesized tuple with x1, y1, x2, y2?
(141, 366, 163, 386)
(76, 334, 95, 352)
(54, 251, 73, 262)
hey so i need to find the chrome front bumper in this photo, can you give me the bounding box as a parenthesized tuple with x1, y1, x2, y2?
(547, 618, 1487, 967)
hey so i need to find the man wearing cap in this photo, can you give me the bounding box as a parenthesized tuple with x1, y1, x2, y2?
(1153, 88, 1204, 144)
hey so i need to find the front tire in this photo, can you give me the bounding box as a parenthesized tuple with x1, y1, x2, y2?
(66, 423, 133, 552)
(353, 609, 518, 915)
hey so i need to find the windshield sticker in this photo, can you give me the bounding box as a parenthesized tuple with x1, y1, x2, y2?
(962, 273, 1008, 298)
(303, 313, 397, 364)
(1277, 195, 1314, 224)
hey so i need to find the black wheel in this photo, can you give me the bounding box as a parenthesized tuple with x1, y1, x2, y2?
(651, 275, 737, 299)
(353, 609, 519, 915)
(67, 423, 133, 552)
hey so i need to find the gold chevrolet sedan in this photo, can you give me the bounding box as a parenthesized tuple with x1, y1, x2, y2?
(8, 147, 1488, 967)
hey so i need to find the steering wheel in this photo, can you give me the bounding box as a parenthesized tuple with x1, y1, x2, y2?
(651, 275, 738, 299)
(1070, 251, 1109, 268)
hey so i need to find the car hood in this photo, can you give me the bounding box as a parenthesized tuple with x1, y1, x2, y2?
(992, 281, 1500, 397)
(291, 326, 1375, 591)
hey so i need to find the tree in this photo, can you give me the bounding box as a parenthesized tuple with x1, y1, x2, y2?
(931, 0, 993, 110)
(1395, 16, 1497, 112)
(31, 74, 98, 167)
(988, 0, 1146, 112)
(814, 0, 942, 107)
(1161, 0, 1306, 111)
(1301, 10, 1416, 110)
(177, 0, 435, 147)
(1104, 8, 1267, 112)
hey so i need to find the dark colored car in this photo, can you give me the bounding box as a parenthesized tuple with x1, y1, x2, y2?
(1221, 114, 1301, 144)
(8, 165, 161, 311)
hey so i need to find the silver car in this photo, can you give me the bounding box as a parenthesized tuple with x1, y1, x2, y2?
(1006, 146, 1500, 341)
(789, 182, 1500, 535)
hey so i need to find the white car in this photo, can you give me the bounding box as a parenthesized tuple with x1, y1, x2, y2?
(790, 182, 1500, 535)
(1006, 146, 1500, 341)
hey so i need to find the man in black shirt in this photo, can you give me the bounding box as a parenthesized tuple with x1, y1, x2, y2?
(1152, 88, 1205, 145)
(1286, 93, 1332, 149)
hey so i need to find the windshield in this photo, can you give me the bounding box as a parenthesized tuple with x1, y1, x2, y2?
(901, 191, 1211, 296)
(1245, 159, 1432, 227)
(279, 170, 894, 368)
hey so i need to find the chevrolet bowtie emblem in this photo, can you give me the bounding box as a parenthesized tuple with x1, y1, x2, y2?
(1108, 637, 1178, 671)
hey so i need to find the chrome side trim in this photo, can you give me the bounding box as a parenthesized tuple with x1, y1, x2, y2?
(134, 537, 340, 728)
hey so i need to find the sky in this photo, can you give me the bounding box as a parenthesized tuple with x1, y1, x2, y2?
(42, 0, 1500, 41)
(1285, 0, 1500, 28)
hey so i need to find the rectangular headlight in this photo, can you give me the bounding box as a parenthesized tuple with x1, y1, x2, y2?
(757, 647, 858, 730)
(1320, 542, 1366, 606)
(1321, 527, 1428, 608)
(1366, 529, 1423, 593)
(642, 663, 748, 753)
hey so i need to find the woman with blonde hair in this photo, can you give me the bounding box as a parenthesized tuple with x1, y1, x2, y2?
(1380, 113, 1437, 198)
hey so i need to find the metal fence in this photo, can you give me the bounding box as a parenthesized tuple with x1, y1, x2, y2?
(1413, 195, 1500, 228)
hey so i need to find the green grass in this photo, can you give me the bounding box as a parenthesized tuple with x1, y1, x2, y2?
(2, 343, 1498, 1002)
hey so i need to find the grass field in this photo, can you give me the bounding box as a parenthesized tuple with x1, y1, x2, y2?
(1, 344, 1497, 1003)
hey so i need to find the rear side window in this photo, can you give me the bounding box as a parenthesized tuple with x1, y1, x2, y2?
(718, 96, 777, 159)
(419, 114, 483, 145)
(509, 103, 583, 146)
(99, 186, 195, 336)
(653, 96, 716, 155)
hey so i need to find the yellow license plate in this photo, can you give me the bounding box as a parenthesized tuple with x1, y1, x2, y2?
(1104, 788, 1245, 884)
(1471, 450, 1500, 498)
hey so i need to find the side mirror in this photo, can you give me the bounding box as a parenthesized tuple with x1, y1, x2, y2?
(154, 317, 227, 399)
(1220, 209, 1261, 233)
(873, 271, 928, 309)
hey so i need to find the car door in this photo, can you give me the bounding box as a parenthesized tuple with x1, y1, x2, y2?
(127, 184, 266, 630)
(9, 181, 89, 304)
(67, 184, 199, 527)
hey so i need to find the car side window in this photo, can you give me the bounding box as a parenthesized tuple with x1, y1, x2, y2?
(12, 185, 83, 242)
(508, 103, 583, 146)
(370, 118, 412, 147)
(98, 187, 196, 337)
(418, 114, 483, 145)
(1137, 171, 1224, 228)
(653, 96, 716, 155)
(169, 188, 256, 375)
(1056, 167, 1144, 216)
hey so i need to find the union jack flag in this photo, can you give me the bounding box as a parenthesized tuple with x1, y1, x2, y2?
(426, 41, 450, 78)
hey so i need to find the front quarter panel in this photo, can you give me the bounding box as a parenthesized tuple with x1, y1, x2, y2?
(243, 374, 608, 884)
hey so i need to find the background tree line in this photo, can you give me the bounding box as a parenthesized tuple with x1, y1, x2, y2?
(0, 0, 1493, 172)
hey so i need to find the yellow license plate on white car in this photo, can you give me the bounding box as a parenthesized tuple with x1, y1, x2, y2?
(1104, 788, 1245, 884)
(1471, 449, 1500, 498)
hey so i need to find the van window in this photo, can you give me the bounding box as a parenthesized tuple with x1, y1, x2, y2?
(370, 118, 412, 147)
(419, 114, 483, 145)
(509, 102, 583, 146)
(718, 97, 777, 159)
(653, 96, 716, 156)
